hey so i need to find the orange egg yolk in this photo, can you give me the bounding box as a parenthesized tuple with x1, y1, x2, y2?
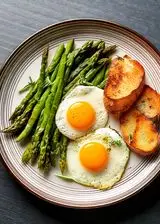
(67, 102, 95, 131)
(79, 142, 109, 172)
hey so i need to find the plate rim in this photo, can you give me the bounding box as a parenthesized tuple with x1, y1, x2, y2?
(0, 19, 160, 209)
(0, 19, 160, 75)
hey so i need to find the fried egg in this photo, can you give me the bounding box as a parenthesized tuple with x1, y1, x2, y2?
(55, 86, 108, 140)
(66, 127, 130, 190)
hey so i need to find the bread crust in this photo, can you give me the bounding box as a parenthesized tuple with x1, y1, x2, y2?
(104, 55, 145, 113)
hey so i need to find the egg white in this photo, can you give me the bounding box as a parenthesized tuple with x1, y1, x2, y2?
(55, 86, 108, 140)
(66, 127, 130, 190)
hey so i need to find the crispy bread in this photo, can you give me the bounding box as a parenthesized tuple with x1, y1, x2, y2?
(104, 55, 145, 113)
(136, 85, 160, 119)
(131, 115, 159, 155)
(120, 109, 141, 145)
(120, 109, 159, 156)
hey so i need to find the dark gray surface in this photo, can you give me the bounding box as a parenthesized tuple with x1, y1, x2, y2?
(0, 0, 160, 223)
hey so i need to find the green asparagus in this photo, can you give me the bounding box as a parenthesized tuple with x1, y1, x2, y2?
(4, 47, 49, 133)
(96, 41, 105, 50)
(92, 66, 106, 86)
(37, 38, 74, 169)
(27, 68, 59, 162)
(50, 128, 62, 166)
(22, 110, 44, 163)
(68, 41, 105, 83)
(73, 40, 106, 66)
(9, 44, 64, 123)
(36, 41, 73, 169)
(102, 45, 116, 56)
(63, 57, 110, 99)
(19, 77, 35, 93)
(9, 47, 48, 122)
(64, 51, 75, 83)
(59, 135, 68, 173)
(38, 53, 67, 169)
(21, 40, 73, 166)
(12, 45, 65, 139)
(45, 44, 64, 75)
(64, 50, 102, 93)
(73, 40, 93, 66)
(92, 40, 104, 49)
(85, 58, 110, 81)
(16, 87, 50, 141)
(98, 67, 110, 89)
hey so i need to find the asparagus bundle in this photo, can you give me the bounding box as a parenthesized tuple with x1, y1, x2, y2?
(9, 45, 64, 123)
(2, 39, 116, 173)
(4, 45, 65, 133)
(22, 40, 74, 168)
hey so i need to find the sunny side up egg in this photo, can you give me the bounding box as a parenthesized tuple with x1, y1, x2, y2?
(66, 128, 130, 190)
(55, 86, 108, 140)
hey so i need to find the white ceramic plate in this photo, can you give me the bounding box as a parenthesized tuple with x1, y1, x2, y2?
(0, 19, 160, 208)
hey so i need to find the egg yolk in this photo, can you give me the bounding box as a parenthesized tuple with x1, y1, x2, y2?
(79, 142, 109, 172)
(67, 102, 95, 131)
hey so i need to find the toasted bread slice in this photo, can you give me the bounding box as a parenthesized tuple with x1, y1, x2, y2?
(120, 108, 141, 144)
(136, 85, 160, 119)
(131, 115, 159, 156)
(104, 55, 145, 113)
(120, 108, 159, 156)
